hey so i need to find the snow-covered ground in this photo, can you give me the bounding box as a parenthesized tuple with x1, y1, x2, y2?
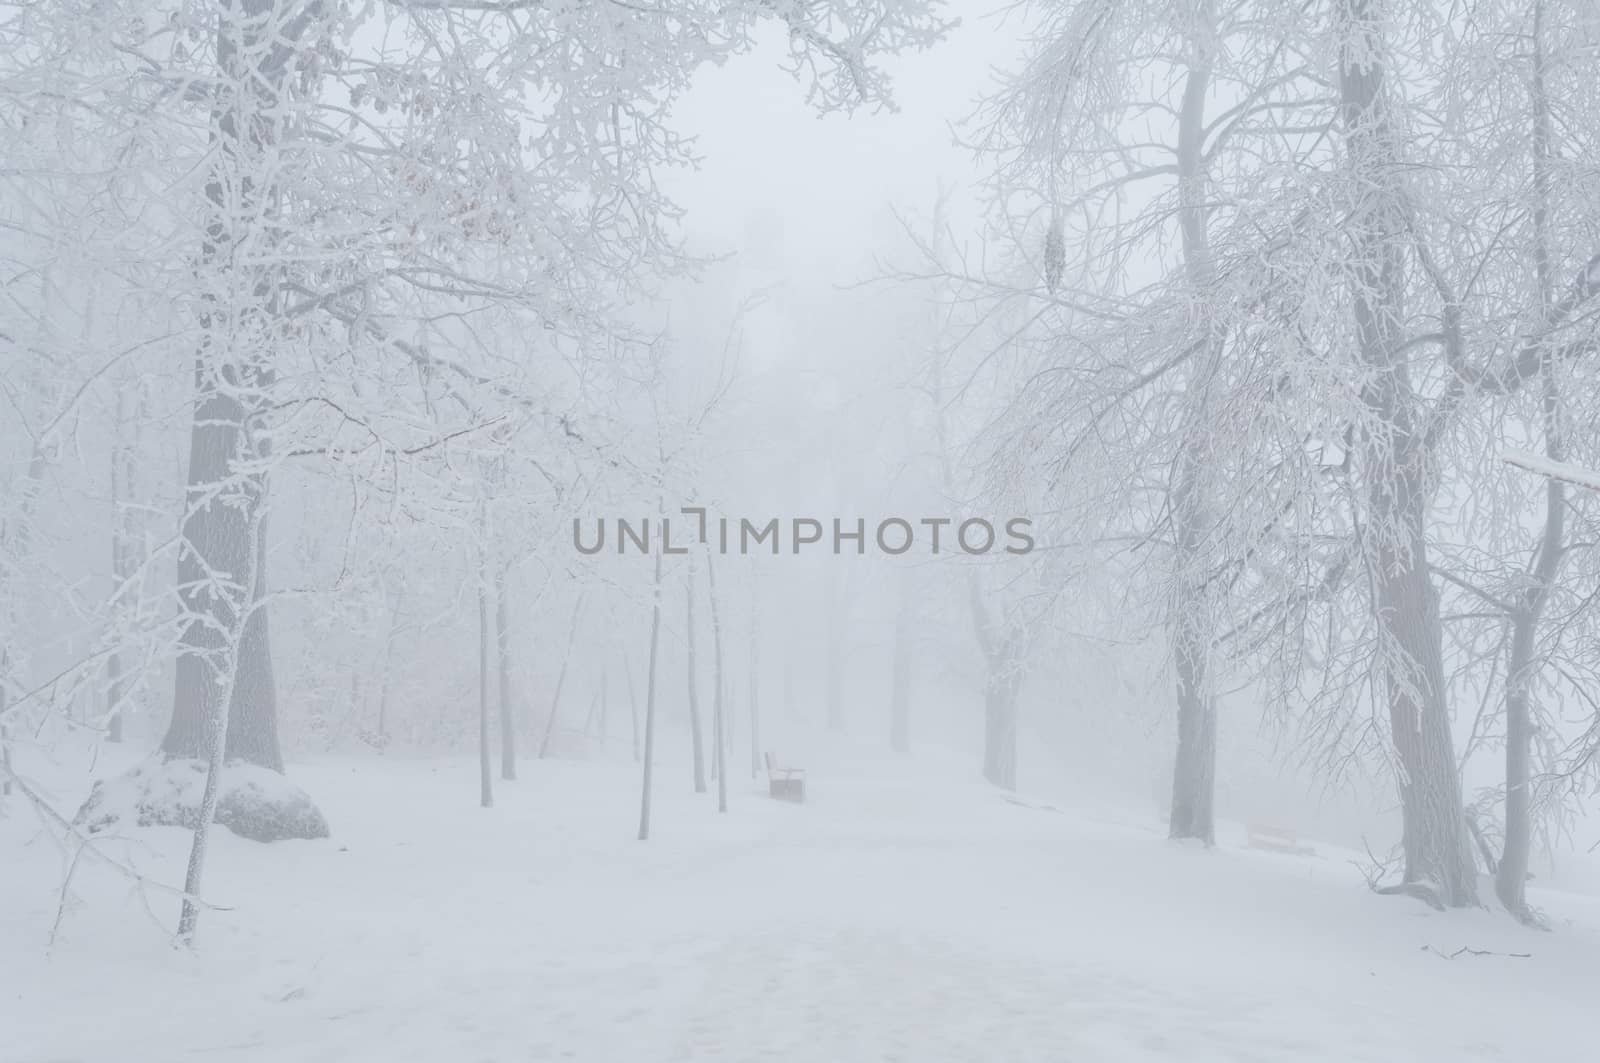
(4, 739, 1598, 1062)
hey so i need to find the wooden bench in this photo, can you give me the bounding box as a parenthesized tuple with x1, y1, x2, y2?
(1246, 822, 1315, 856)
(764, 752, 806, 802)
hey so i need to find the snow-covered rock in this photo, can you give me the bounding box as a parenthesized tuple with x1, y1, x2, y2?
(74, 757, 330, 843)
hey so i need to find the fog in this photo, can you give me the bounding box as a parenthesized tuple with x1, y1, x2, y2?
(4, 1, 1600, 1059)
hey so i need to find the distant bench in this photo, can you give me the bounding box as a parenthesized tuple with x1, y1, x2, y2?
(764, 752, 806, 802)
(1247, 822, 1315, 856)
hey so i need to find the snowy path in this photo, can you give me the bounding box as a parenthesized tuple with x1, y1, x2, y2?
(4, 747, 1599, 1062)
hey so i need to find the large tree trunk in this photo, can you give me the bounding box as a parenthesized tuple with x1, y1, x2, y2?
(963, 557, 1019, 789)
(162, 0, 292, 777)
(1340, 0, 1476, 906)
(163, 395, 281, 772)
(1499, 0, 1561, 922)
(1167, 40, 1221, 845)
(1168, 638, 1216, 841)
(2, 285, 57, 795)
(1501, 593, 1548, 919)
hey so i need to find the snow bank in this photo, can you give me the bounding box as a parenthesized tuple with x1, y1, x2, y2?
(75, 757, 330, 843)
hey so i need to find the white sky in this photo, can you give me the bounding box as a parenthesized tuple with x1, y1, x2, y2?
(666, 1, 1026, 276)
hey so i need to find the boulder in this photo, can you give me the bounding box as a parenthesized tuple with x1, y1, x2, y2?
(75, 757, 329, 843)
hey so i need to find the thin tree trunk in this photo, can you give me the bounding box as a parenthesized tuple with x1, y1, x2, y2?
(685, 559, 707, 793)
(890, 573, 912, 754)
(824, 568, 843, 730)
(178, 483, 267, 943)
(478, 538, 494, 809)
(707, 550, 728, 813)
(582, 686, 601, 735)
(625, 649, 640, 762)
(348, 671, 363, 742)
(376, 582, 404, 743)
(0, 664, 11, 797)
(497, 566, 515, 781)
(106, 399, 129, 744)
(1340, 0, 1475, 906)
(105, 373, 142, 744)
(749, 574, 761, 779)
(783, 656, 796, 721)
(638, 549, 664, 840)
(538, 596, 584, 759)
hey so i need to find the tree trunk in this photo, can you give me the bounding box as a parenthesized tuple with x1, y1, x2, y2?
(625, 650, 640, 762)
(1501, 600, 1544, 918)
(376, 583, 403, 743)
(177, 506, 262, 944)
(1499, 0, 1561, 923)
(478, 547, 493, 809)
(178, 367, 272, 941)
(1167, 41, 1221, 846)
(497, 566, 515, 781)
(538, 596, 584, 759)
(638, 549, 664, 840)
(982, 661, 1019, 790)
(106, 381, 145, 744)
(163, 0, 291, 777)
(0, 663, 11, 797)
(707, 550, 728, 813)
(1339, 0, 1476, 906)
(1168, 639, 1216, 841)
(685, 560, 707, 793)
(748, 577, 761, 779)
(164, 402, 281, 771)
(104, 576, 124, 742)
(783, 656, 797, 720)
(2, 280, 58, 793)
(825, 568, 843, 730)
(890, 574, 912, 754)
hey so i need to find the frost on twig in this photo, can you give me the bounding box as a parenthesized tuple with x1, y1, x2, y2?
(1501, 449, 1600, 494)
(0, 758, 230, 946)
(1421, 945, 1533, 961)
